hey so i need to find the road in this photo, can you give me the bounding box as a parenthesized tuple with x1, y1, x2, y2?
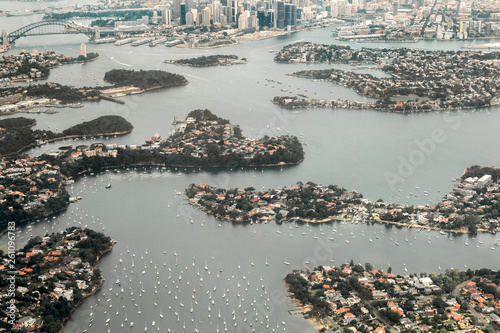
(451, 279, 489, 326)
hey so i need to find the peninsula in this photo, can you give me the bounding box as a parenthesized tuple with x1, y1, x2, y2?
(0, 227, 114, 332)
(273, 43, 500, 113)
(45, 109, 304, 179)
(0, 50, 99, 86)
(164, 55, 247, 67)
(185, 167, 500, 233)
(0, 70, 188, 115)
(286, 263, 500, 332)
(0, 110, 304, 234)
(0, 115, 133, 157)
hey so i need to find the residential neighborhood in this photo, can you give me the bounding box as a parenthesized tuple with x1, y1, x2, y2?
(0, 156, 69, 235)
(185, 167, 500, 233)
(286, 263, 500, 332)
(273, 43, 500, 112)
(0, 227, 113, 333)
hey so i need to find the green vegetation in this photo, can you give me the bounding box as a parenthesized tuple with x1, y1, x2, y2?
(0, 117, 36, 130)
(462, 165, 500, 182)
(0, 115, 132, 157)
(103, 69, 188, 90)
(168, 55, 246, 67)
(62, 115, 133, 136)
(23, 83, 101, 103)
(0, 227, 112, 332)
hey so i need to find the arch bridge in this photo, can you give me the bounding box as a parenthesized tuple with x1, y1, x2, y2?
(2, 20, 95, 45)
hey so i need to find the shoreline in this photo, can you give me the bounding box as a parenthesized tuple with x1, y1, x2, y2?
(0, 128, 133, 158)
(184, 193, 496, 235)
(58, 240, 115, 333)
(285, 282, 326, 332)
(188, 202, 494, 234)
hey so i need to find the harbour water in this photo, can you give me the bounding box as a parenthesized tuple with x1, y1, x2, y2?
(1, 10, 500, 333)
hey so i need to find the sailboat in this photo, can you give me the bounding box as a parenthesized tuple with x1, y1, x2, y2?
(265, 257, 269, 266)
(284, 257, 290, 265)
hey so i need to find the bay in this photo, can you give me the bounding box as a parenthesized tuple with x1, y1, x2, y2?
(1, 11, 500, 333)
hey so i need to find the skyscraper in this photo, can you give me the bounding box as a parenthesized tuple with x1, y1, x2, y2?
(1, 30, 8, 46)
(229, 0, 239, 23)
(257, 8, 266, 28)
(174, 0, 182, 19)
(180, 3, 187, 25)
(202, 7, 211, 26)
(80, 43, 86, 57)
(276, 1, 285, 29)
(162, 8, 171, 25)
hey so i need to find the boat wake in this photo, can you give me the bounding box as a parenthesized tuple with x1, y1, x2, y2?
(110, 56, 133, 67)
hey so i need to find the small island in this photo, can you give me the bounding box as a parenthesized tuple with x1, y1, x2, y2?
(0, 115, 133, 157)
(0, 227, 113, 332)
(184, 168, 500, 233)
(103, 69, 188, 90)
(164, 55, 247, 67)
(272, 43, 500, 113)
(286, 263, 500, 332)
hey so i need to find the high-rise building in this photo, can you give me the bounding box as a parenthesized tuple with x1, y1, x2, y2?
(174, 0, 182, 19)
(248, 15, 258, 28)
(284, 3, 291, 27)
(186, 11, 195, 25)
(1, 30, 8, 46)
(393, 1, 398, 15)
(266, 9, 274, 28)
(202, 7, 211, 26)
(229, 0, 239, 23)
(180, 3, 187, 25)
(330, 0, 338, 17)
(257, 8, 266, 28)
(345, 3, 351, 16)
(284, 4, 296, 27)
(290, 4, 296, 25)
(338, 0, 345, 15)
(80, 43, 86, 57)
(162, 8, 171, 25)
(276, 1, 285, 29)
(238, 11, 249, 29)
(212, 0, 222, 23)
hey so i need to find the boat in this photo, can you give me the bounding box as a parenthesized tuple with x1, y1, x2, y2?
(146, 133, 161, 145)
(7, 10, 34, 16)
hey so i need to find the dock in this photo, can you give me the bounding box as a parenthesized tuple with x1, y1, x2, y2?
(101, 95, 125, 104)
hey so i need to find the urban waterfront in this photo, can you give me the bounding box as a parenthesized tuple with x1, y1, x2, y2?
(1, 11, 500, 333)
